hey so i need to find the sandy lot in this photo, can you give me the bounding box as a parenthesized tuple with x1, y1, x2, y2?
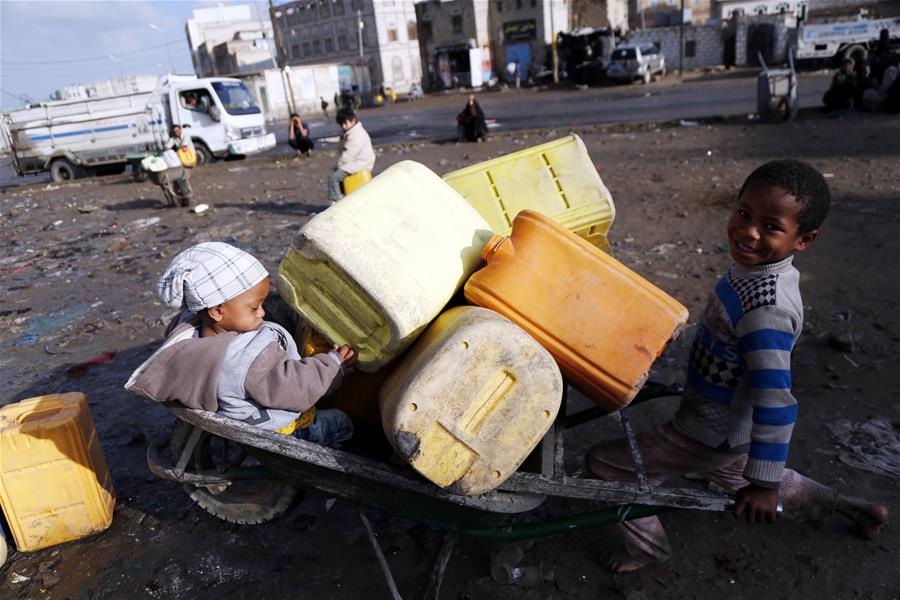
(1, 110, 898, 599)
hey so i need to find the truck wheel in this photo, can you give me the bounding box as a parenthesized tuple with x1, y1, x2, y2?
(168, 420, 300, 525)
(842, 45, 867, 66)
(50, 158, 78, 182)
(193, 141, 213, 165)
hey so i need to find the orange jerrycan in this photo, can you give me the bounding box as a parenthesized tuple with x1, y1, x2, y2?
(464, 210, 688, 410)
(0, 393, 116, 552)
(380, 306, 563, 496)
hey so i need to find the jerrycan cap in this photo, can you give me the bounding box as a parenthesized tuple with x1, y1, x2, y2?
(482, 234, 510, 262)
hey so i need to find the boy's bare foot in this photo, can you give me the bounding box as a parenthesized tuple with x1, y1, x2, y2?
(836, 496, 889, 540)
(604, 552, 666, 573)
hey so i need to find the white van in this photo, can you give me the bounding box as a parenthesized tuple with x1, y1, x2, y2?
(1, 75, 276, 182)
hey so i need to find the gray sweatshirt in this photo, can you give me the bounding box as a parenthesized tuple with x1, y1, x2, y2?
(125, 314, 343, 430)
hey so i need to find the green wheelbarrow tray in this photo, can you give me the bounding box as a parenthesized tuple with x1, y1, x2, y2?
(150, 381, 732, 542)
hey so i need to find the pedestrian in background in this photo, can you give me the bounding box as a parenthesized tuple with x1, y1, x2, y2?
(456, 94, 488, 143)
(287, 113, 314, 157)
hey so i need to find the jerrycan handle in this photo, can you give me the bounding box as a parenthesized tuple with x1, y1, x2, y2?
(482, 234, 510, 263)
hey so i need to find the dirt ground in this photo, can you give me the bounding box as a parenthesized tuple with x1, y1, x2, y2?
(1, 110, 898, 600)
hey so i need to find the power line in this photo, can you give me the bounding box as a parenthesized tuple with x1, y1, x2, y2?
(1, 87, 30, 102)
(1, 50, 183, 74)
(1, 40, 184, 65)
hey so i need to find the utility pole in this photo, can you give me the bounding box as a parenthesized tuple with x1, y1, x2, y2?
(678, 0, 685, 76)
(268, 0, 296, 115)
(550, 0, 558, 84)
(357, 9, 365, 59)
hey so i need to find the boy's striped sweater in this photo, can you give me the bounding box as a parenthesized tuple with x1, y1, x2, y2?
(673, 256, 803, 488)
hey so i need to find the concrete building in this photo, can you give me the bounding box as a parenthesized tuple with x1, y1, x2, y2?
(712, 0, 807, 20)
(571, 0, 629, 31)
(186, 5, 277, 77)
(488, 0, 571, 81)
(415, 0, 493, 89)
(271, 0, 422, 95)
(628, 0, 712, 29)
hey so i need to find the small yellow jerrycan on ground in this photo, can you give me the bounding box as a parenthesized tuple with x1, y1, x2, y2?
(0, 393, 115, 553)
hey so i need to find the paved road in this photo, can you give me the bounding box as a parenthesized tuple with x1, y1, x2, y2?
(291, 70, 831, 146)
(2, 70, 830, 187)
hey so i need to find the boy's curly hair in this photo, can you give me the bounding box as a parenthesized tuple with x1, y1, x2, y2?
(739, 159, 831, 234)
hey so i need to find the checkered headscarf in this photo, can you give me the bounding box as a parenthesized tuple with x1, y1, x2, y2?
(157, 242, 268, 312)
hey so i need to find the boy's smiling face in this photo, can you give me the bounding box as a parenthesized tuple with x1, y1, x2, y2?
(727, 184, 818, 266)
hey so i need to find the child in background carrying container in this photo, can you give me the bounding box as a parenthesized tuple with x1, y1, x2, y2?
(586, 160, 888, 572)
(125, 242, 356, 448)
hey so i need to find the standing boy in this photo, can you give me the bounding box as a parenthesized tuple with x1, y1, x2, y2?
(587, 160, 888, 572)
(327, 108, 375, 203)
(126, 242, 355, 447)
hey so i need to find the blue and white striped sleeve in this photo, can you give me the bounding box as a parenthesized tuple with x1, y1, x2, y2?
(735, 305, 801, 488)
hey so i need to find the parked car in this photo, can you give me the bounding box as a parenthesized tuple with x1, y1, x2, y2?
(606, 43, 666, 84)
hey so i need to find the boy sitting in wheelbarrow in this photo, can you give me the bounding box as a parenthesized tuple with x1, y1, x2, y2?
(126, 242, 356, 448)
(587, 160, 888, 572)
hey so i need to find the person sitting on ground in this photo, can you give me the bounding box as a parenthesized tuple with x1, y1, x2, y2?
(456, 94, 488, 143)
(125, 242, 356, 448)
(327, 107, 375, 203)
(586, 160, 888, 573)
(287, 113, 314, 157)
(823, 58, 860, 112)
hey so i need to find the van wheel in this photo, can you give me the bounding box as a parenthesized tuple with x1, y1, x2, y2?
(168, 420, 300, 525)
(50, 158, 78, 182)
(193, 141, 213, 165)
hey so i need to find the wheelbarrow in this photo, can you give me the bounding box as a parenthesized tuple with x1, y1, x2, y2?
(147, 380, 731, 596)
(757, 50, 798, 122)
(146, 165, 194, 208)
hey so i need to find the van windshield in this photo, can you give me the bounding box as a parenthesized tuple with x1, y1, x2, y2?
(211, 81, 261, 116)
(611, 48, 637, 60)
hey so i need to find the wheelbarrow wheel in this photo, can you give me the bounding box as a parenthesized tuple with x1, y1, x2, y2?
(168, 420, 301, 525)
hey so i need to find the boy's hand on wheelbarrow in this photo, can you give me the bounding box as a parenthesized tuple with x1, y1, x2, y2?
(733, 484, 779, 524)
(334, 345, 357, 373)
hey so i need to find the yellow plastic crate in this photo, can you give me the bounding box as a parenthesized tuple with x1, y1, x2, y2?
(442, 134, 616, 251)
(0, 393, 115, 552)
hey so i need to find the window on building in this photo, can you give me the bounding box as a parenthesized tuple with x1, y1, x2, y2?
(313, 39, 322, 54)
(320, 0, 331, 19)
(407, 21, 417, 40)
(388, 26, 398, 42)
(452, 15, 463, 35)
(392, 56, 404, 82)
(291, 43, 300, 58)
(334, 0, 345, 16)
(754, 5, 768, 15)
(338, 28, 348, 50)
(349, 29, 358, 48)
(685, 40, 696, 58)
(516, 0, 522, 9)
(325, 37, 334, 52)
(303, 42, 311, 55)
(351, 0, 362, 10)
(288, 10, 299, 25)
(422, 21, 432, 40)
(497, 1, 503, 12)
(531, 0, 536, 7)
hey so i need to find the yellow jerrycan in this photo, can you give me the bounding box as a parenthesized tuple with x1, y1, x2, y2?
(380, 306, 563, 496)
(0, 393, 116, 552)
(277, 161, 494, 371)
(464, 210, 689, 411)
(442, 134, 616, 251)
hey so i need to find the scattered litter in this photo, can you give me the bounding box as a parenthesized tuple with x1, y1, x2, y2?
(193, 203, 209, 215)
(650, 243, 677, 255)
(44, 184, 59, 191)
(53, 219, 64, 227)
(44, 341, 73, 355)
(77, 204, 98, 213)
(829, 331, 855, 353)
(679, 120, 699, 127)
(325, 498, 337, 512)
(823, 173, 835, 178)
(747, 114, 759, 120)
(15, 303, 94, 346)
(843, 354, 859, 368)
(132, 217, 161, 229)
(826, 419, 900, 479)
(227, 167, 247, 173)
(706, 150, 713, 156)
(10, 572, 30, 584)
(67, 350, 117, 376)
